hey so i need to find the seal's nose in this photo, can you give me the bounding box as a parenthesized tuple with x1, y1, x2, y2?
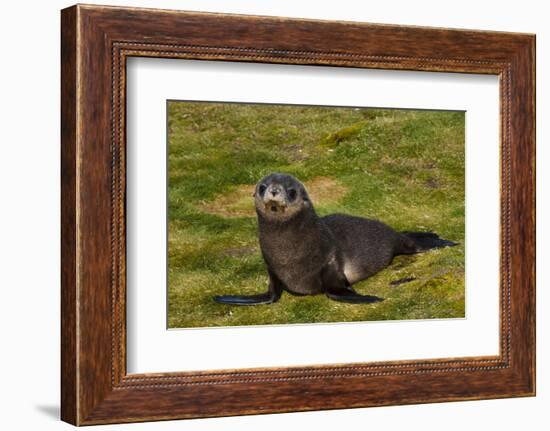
(267, 185, 282, 197)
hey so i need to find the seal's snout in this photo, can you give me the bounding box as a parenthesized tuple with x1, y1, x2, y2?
(263, 184, 286, 205)
(264, 199, 286, 213)
(262, 184, 287, 213)
(266, 184, 282, 198)
(255, 173, 307, 219)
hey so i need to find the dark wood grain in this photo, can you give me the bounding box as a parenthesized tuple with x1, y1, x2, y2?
(60, 4, 536, 425)
(60, 6, 77, 425)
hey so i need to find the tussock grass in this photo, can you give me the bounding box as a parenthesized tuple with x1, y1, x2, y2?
(167, 102, 465, 328)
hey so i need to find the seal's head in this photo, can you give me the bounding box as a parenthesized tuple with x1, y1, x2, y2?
(254, 173, 311, 222)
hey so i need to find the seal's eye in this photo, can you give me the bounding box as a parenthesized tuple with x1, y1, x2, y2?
(287, 188, 297, 201)
(258, 184, 267, 196)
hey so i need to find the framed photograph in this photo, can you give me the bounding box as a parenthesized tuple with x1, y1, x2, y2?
(61, 4, 535, 425)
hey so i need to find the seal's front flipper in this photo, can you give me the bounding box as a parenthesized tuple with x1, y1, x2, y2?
(326, 286, 383, 304)
(213, 292, 279, 305)
(214, 270, 283, 305)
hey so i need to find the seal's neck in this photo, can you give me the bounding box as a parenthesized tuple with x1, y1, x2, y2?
(257, 205, 318, 233)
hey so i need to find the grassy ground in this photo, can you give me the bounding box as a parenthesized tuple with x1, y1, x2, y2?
(167, 101, 465, 329)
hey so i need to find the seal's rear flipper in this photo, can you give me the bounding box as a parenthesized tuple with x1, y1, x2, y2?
(401, 231, 458, 252)
(326, 286, 383, 304)
(213, 292, 279, 305)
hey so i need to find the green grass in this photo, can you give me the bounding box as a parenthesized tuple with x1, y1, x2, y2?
(167, 101, 465, 328)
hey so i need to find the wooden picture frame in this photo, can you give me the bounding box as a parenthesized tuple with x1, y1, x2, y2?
(61, 4, 535, 425)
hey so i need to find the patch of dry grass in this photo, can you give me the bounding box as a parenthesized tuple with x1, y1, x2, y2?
(198, 176, 348, 218)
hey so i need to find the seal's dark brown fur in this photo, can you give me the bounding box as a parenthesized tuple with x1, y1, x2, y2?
(214, 173, 457, 305)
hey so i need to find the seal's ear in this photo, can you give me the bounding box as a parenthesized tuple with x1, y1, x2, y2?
(252, 191, 256, 197)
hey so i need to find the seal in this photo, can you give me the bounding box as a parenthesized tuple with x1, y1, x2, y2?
(214, 173, 457, 305)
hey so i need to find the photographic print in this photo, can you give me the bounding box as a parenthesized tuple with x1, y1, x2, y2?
(61, 6, 536, 423)
(167, 101, 465, 329)
(60, 6, 536, 423)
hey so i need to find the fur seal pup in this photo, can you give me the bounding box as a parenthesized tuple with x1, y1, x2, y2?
(214, 173, 457, 305)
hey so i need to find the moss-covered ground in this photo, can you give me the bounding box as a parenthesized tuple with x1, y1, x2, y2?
(167, 102, 465, 328)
